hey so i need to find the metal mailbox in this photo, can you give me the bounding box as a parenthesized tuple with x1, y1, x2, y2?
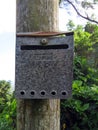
(15, 32, 74, 99)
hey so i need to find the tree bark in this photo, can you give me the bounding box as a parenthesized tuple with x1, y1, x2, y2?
(16, 0, 60, 130)
(17, 0, 59, 32)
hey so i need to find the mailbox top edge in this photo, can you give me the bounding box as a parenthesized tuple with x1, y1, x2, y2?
(16, 31, 74, 37)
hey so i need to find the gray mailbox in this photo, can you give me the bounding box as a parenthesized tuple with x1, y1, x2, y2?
(15, 32, 74, 99)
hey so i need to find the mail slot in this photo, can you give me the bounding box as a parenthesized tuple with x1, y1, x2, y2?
(15, 32, 74, 99)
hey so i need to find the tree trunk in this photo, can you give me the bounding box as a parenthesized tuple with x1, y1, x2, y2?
(16, 0, 60, 130)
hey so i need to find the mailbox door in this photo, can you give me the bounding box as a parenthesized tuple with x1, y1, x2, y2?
(15, 34, 74, 99)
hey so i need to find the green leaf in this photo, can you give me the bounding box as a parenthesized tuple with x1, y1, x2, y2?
(82, 104, 89, 111)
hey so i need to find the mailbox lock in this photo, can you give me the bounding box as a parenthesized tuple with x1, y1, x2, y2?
(40, 38, 48, 45)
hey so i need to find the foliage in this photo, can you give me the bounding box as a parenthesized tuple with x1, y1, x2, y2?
(85, 22, 98, 33)
(60, 0, 98, 24)
(0, 80, 11, 113)
(66, 20, 75, 31)
(0, 80, 16, 130)
(61, 23, 98, 130)
(61, 80, 98, 130)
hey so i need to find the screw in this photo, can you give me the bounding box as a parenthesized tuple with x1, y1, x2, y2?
(40, 38, 48, 45)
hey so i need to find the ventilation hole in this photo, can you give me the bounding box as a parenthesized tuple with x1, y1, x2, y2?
(40, 91, 46, 96)
(62, 91, 67, 96)
(51, 91, 57, 96)
(30, 91, 35, 96)
(20, 90, 25, 95)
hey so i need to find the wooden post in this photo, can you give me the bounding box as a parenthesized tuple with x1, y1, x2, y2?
(16, 0, 60, 130)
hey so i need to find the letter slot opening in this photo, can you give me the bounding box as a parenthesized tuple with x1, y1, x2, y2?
(21, 44, 69, 50)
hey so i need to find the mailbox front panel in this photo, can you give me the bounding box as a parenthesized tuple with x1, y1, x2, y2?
(15, 35, 74, 99)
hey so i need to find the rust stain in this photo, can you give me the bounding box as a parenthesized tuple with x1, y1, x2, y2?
(16, 31, 74, 37)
